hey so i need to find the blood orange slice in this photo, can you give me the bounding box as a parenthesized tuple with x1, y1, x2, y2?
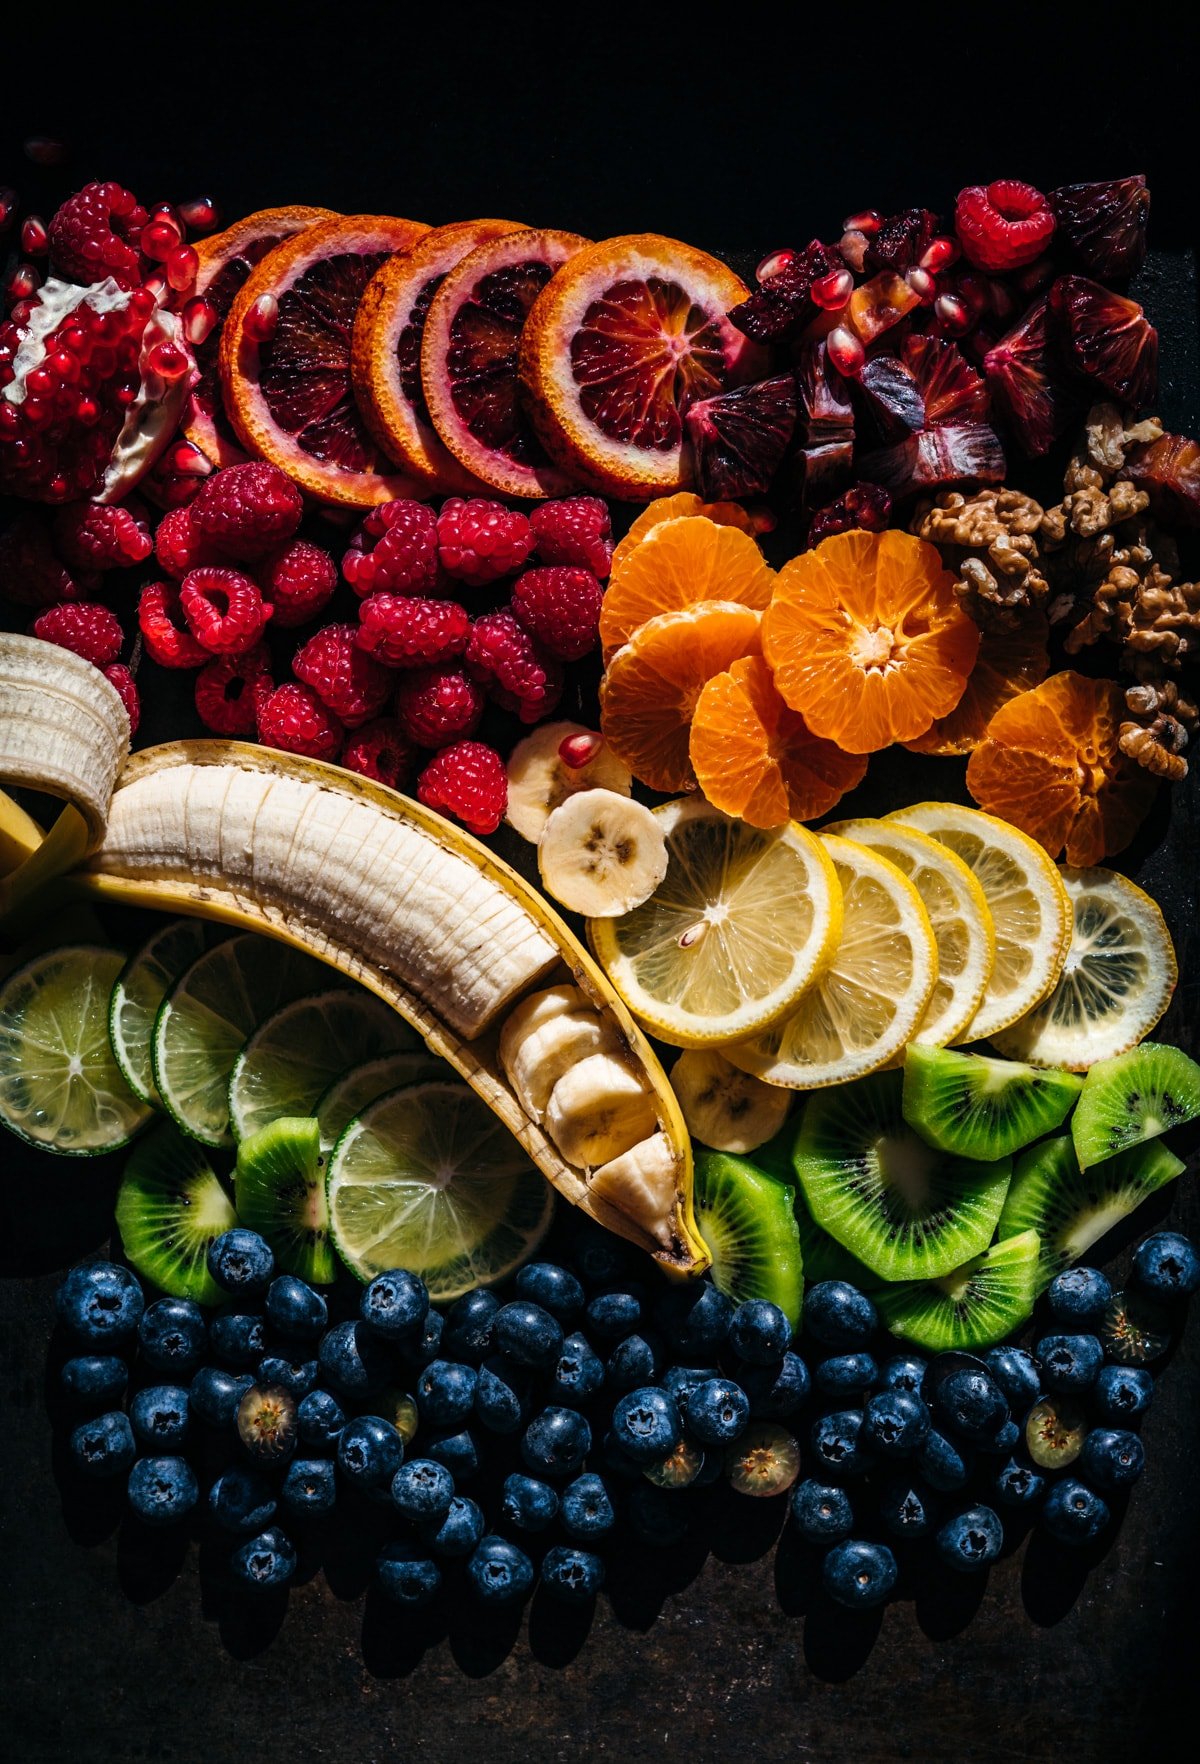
(219, 215, 430, 507)
(352, 218, 528, 494)
(520, 234, 768, 501)
(182, 205, 336, 468)
(421, 228, 590, 500)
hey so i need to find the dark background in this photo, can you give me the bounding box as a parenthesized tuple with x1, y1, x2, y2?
(3, 8, 1200, 1760)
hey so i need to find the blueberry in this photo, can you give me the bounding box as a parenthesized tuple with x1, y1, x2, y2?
(474, 1355, 532, 1434)
(493, 1300, 564, 1369)
(1047, 1266, 1112, 1324)
(808, 1409, 872, 1479)
(729, 1351, 806, 1420)
(206, 1228, 274, 1297)
(190, 1366, 255, 1429)
(296, 1388, 346, 1451)
(862, 1388, 930, 1458)
(791, 1478, 854, 1543)
(56, 1260, 144, 1344)
(130, 1383, 190, 1450)
(236, 1383, 298, 1464)
(281, 1457, 337, 1518)
(521, 1406, 592, 1478)
(660, 1364, 720, 1406)
(421, 1494, 485, 1559)
(977, 1418, 1022, 1458)
(359, 1269, 429, 1338)
(1035, 1333, 1104, 1395)
(210, 1310, 267, 1368)
(209, 1465, 278, 1534)
(264, 1274, 327, 1342)
(515, 1261, 584, 1323)
(585, 1289, 643, 1341)
(501, 1472, 559, 1532)
(926, 1356, 1009, 1443)
(391, 1457, 455, 1524)
(1041, 1477, 1110, 1545)
(823, 1539, 897, 1609)
(126, 1454, 198, 1526)
(318, 1319, 390, 1399)
(376, 1540, 442, 1607)
(1133, 1231, 1200, 1302)
(414, 1358, 477, 1426)
(138, 1297, 207, 1374)
(69, 1410, 136, 1479)
(627, 1482, 690, 1547)
(59, 1354, 128, 1408)
(606, 1331, 663, 1392)
(425, 1428, 479, 1481)
(880, 1479, 938, 1538)
(467, 1535, 534, 1603)
(256, 1352, 319, 1400)
(231, 1526, 297, 1590)
(991, 1457, 1046, 1510)
(642, 1436, 704, 1490)
(441, 1290, 498, 1363)
(803, 1281, 877, 1350)
(983, 1346, 1042, 1416)
(549, 1333, 606, 1407)
(914, 1428, 973, 1493)
(935, 1505, 1003, 1573)
(880, 1354, 927, 1396)
(400, 1306, 445, 1369)
(683, 1379, 747, 1449)
(1101, 1290, 1172, 1365)
(729, 1299, 791, 1364)
(541, 1544, 605, 1602)
(337, 1415, 404, 1499)
(815, 1352, 879, 1397)
(655, 1282, 733, 1356)
(561, 1472, 616, 1540)
(1025, 1395, 1088, 1469)
(611, 1386, 684, 1462)
(1093, 1363, 1153, 1424)
(1081, 1426, 1145, 1489)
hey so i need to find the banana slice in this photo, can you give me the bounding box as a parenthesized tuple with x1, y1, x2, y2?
(497, 983, 587, 1079)
(545, 1052, 660, 1168)
(505, 1009, 619, 1119)
(538, 788, 668, 918)
(589, 1132, 682, 1250)
(670, 1048, 791, 1153)
(506, 722, 633, 844)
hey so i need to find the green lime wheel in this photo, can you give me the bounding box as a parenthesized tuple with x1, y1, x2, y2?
(109, 919, 210, 1108)
(316, 1051, 445, 1155)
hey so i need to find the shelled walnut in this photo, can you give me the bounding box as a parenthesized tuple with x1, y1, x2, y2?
(1119, 677, 1199, 782)
(911, 487, 1048, 631)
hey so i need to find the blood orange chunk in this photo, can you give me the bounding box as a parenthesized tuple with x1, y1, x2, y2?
(572, 277, 730, 450)
(450, 263, 556, 457)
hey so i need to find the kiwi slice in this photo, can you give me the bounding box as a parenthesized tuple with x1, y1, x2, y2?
(235, 1115, 336, 1284)
(1071, 1041, 1200, 1169)
(874, 1229, 1041, 1352)
(792, 1071, 1012, 1282)
(794, 1185, 884, 1292)
(998, 1133, 1185, 1292)
(692, 1148, 804, 1328)
(903, 1044, 1082, 1161)
(115, 1121, 237, 1305)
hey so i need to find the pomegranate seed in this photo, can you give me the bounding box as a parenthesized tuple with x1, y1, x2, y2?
(244, 293, 278, 342)
(147, 340, 191, 380)
(905, 266, 936, 301)
(166, 243, 199, 292)
(843, 210, 882, 236)
(920, 236, 960, 273)
(181, 296, 218, 345)
(6, 264, 40, 304)
(169, 439, 211, 476)
(141, 217, 182, 262)
(142, 271, 169, 304)
(149, 202, 183, 234)
(20, 216, 48, 257)
(558, 731, 604, 769)
(755, 248, 796, 285)
(9, 299, 34, 326)
(0, 187, 17, 232)
(826, 325, 866, 377)
(23, 137, 67, 166)
(839, 230, 869, 273)
(934, 294, 972, 337)
(811, 268, 854, 311)
(179, 195, 220, 234)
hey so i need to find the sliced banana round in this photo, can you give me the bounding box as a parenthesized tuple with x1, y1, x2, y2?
(670, 1047, 791, 1153)
(538, 788, 668, 918)
(506, 722, 633, 844)
(506, 1010, 620, 1119)
(497, 983, 587, 1079)
(544, 1052, 659, 1169)
(589, 1132, 682, 1252)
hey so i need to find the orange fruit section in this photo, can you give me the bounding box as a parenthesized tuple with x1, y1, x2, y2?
(690, 654, 868, 828)
(966, 671, 1156, 867)
(599, 601, 763, 794)
(904, 610, 1051, 756)
(762, 528, 980, 754)
(599, 517, 774, 660)
(609, 493, 761, 578)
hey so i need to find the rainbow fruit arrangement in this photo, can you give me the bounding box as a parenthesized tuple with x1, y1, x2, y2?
(1, 163, 1198, 1625)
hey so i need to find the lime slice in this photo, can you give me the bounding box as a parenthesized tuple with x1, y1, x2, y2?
(152, 933, 327, 1147)
(0, 945, 153, 1154)
(109, 919, 211, 1108)
(327, 1080, 554, 1297)
(316, 1051, 446, 1155)
(115, 1121, 237, 1304)
(228, 987, 419, 1142)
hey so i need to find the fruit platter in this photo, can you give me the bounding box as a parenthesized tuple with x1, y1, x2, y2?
(1, 151, 1197, 1746)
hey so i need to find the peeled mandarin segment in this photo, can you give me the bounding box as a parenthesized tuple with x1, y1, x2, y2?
(904, 613, 1050, 756)
(609, 493, 758, 577)
(598, 517, 774, 658)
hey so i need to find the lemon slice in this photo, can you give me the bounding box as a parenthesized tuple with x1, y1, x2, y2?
(826, 817, 994, 1047)
(726, 834, 937, 1089)
(991, 867, 1177, 1070)
(587, 797, 843, 1049)
(888, 802, 1071, 1041)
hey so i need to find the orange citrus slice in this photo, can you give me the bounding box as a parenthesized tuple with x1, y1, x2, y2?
(219, 214, 430, 508)
(762, 528, 980, 754)
(690, 655, 868, 828)
(599, 601, 763, 794)
(610, 492, 761, 578)
(904, 611, 1051, 756)
(599, 516, 774, 660)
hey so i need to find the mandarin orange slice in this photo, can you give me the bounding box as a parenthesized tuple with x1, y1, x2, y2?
(904, 610, 1051, 756)
(609, 492, 761, 578)
(599, 516, 774, 660)
(761, 528, 979, 754)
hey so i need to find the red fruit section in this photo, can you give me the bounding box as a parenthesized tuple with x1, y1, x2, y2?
(572, 279, 732, 449)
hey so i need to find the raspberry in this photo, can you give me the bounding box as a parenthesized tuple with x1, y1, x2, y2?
(259, 539, 338, 628)
(436, 498, 535, 587)
(293, 623, 392, 728)
(465, 609, 563, 724)
(195, 645, 273, 736)
(417, 740, 508, 836)
(356, 594, 471, 668)
(32, 601, 124, 667)
(138, 581, 209, 668)
(190, 462, 304, 561)
(47, 181, 148, 288)
(53, 500, 153, 572)
(102, 663, 141, 736)
(395, 664, 485, 749)
(955, 180, 1055, 273)
(529, 497, 613, 577)
(0, 512, 95, 606)
(256, 681, 343, 762)
(510, 567, 603, 662)
(343, 499, 439, 597)
(180, 568, 273, 656)
(154, 505, 220, 579)
(340, 718, 415, 790)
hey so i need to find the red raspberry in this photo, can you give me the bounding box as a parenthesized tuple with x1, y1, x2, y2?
(138, 581, 209, 668)
(180, 568, 273, 656)
(102, 663, 141, 736)
(417, 740, 508, 836)
(955, 180, 1055, 273)
(47, 181, 148, 288)
(256, 681, 343, 761)
(258, 539, 338, 628)
(195, 645, 273, 736)
(510, 567, 603, 662)
(436, 498, 535, 586)
(529, 497, 613, 577)
(356, 594, 471, 668)
(465, 608, 563, 723)
(190, 462, 304, 561)
(293, 623, 392, 728)
(341, 718, 415, 790)
(154, 505, 220, 579)
(395, 664, 485, 748)
(0, 512, 95, 606)
(343, 500, 439, 597)
(52, 500, 153, 572)
(32, 601, 124, 667)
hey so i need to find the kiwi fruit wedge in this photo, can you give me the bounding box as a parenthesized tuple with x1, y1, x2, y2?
(794, 1185, 884, 1292)
(692, 1148, 804, 1328)
(115, 1121, 237, 1305)
(1071, 1041, 1200, 1169)
(792, 1071, 1012, 1282)
(874, 1229, 1041, 1352)
(998, 1132, 1185, 1292)
(235, 1115, 336, 1284)
(903, 1044, 1082, 1161)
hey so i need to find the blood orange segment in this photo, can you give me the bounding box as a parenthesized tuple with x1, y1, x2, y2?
(420, 228, 590, 500)
(351, 219, 528, 494)
(181, 205, 336, 468)
(904, 611, 1050, 756)
(599, 516, 774, 659)
(219, 215, 431, 508)
(520, 234, 768, 500)
(609, 492, 760, 577)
